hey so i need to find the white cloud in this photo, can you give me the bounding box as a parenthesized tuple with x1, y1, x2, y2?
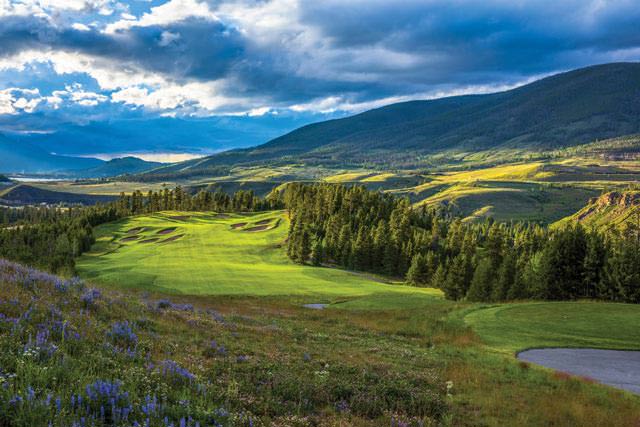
(72, 22, 91, 31)
(110, 80, 250, 115)
(0, 49, 167, 91)
(158, 30, 180, 47)
(60, 83, 109, 106)
(0, 88, 44, 115)
(0, 0, 120, 18)
(289, 78, 543, 114)
(104, 0, 218, 34)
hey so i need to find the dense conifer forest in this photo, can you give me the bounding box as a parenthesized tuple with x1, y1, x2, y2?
(284, 183, 640, 303)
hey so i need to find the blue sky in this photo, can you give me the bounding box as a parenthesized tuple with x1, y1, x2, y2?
(1, 0, 639, 160)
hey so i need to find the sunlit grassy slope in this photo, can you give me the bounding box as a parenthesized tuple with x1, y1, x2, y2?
(465, 302, 640, 353)
(77, 211, 436, 298)
(554, 190, 640, 231)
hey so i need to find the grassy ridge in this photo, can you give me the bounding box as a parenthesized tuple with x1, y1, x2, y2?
(77, 211, 431, 298)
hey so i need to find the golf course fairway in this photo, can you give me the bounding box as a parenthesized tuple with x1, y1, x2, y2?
(465, 302, 640, 353)
(77, 210, 438, 298)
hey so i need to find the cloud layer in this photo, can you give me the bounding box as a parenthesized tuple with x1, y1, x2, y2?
(0, 0, 639, 154)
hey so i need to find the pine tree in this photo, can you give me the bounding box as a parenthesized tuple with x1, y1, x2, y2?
(467, 258, 494, 302)
(431, 263, 447, 289)
(492, 251, 516, 301)
(406, 253, 430, 286)
(298, 229, 311, 263)
(310, 239, 323, 266)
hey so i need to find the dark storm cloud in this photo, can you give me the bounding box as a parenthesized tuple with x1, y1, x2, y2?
(299, 0, 640, 82)
(0, 14, 245, 81)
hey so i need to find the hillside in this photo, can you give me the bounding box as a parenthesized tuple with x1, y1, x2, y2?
(0, 134, 103, 174)
(557, 190, 640, 230)
(148, 62, 640, 173)
(0, 184, 116, 206)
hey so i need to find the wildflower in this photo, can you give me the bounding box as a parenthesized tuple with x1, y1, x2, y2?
(156, 299, 172, 309)
(81, 289, 101, 307)
(107, 321, 138, 348)
(159, 360, 195, 384)
(446, 380, 454, 397)
(335, 399, 350, 413)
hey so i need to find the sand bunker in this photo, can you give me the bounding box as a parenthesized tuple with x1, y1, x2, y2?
(254, 219, 273, 226)
(231, 222, 247, 229)
(157, 227, 177, 235)
(159, 234, 184, 243)
(244, 225, 270, 232)
(126, 227, 145, 234)
(120, 235, 139, 242)
(215, 213, 230, 219)
(139, 238, 159, 244)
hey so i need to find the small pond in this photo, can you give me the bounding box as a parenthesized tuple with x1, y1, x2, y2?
(517, 348, 640, 394)
(302, 303, 328, 310)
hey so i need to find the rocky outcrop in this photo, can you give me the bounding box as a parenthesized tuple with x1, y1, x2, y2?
(595, 191, 640, 208)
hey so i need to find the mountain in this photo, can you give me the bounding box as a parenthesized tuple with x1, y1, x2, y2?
(70, 157, 163, 178)
(149, 62, 640, 173)
(0, 134, 103, 174)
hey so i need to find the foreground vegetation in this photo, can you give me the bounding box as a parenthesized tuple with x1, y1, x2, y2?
(2, 259, 639, 426)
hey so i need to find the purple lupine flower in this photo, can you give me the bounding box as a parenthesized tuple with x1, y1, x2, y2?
(81, 289, 101, 307)
(107, 321, 138, 347)
(159, 360, 195, 384)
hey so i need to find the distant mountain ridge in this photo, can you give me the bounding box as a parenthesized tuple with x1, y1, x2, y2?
(148, 62, 640, 174)
(0, 134, 103, 174)
(0, 134, 162, 177)
(71, 157, 163, 178)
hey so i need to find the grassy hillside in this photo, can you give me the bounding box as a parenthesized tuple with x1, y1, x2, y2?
(77, 211, 430, 297)
(0, 259, 452, 426)
(555, 190, 640, 230)
(5, 256, 640, 425)
(146, 62, 640, 172)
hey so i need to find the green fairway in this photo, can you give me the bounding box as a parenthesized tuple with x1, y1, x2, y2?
(77, 210, 436, 298)
(465, 302, 640, 353)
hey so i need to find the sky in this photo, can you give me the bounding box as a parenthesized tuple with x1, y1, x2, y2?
(1, 0, 639, 161)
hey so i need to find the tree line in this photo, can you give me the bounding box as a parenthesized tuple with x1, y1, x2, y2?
(283, 183, 640, 303)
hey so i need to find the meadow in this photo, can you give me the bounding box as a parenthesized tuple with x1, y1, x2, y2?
(3, 255, 640, 426)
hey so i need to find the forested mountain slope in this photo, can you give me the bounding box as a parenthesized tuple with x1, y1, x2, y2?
(150, 62, 640, 172)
